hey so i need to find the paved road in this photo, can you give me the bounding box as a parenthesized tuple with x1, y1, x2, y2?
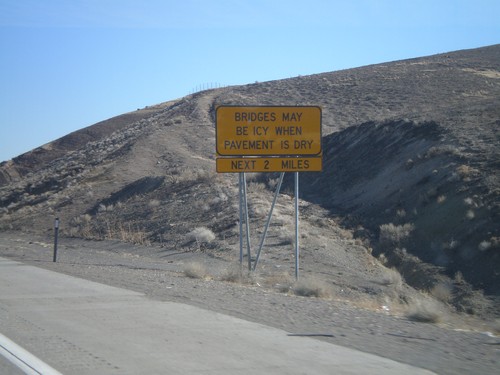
(0, 354, 24, 375)
(0, 257, 435, 374)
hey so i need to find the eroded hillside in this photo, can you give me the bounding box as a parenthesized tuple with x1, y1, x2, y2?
(0, 44, 499, 318)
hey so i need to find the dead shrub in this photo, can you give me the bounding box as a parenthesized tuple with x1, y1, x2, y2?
(425, 145, 462, 158)
(250, 203, 269, 219)
(456, 164, 478, 180)
(463, 197, 474, 206)
(380, 268, 403, 289)
(187, 227, 216, 247)
(149, 199, 161, 208)
(379, 223, 414, 245)
(378, 253, 388, 265)
(247, 182, 267, 194)
(396, 209, 406, 218)
(264, 272, 294, 293)
(430, 282, 453, 303)
(293, 278, 332, 298)
(183, 261, 208, 279)
(220, 266, 254, 284)
(406, 300, 443, 323)
(280, 231, 296, 245)
(220, 267, 241, 283)
(478, 241, 491, 252)
(173, 168, 215, 184)
(117, 222, 150, 245)
(436, 195, 446, 204)
(338, 227, 354, 240)
(466, 210, 475, 220)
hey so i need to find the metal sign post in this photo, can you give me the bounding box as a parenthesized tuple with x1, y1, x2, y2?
(238, 173, 244, 267)
(253, 172, 285, 270)
(294, 172, 300, 280)
(215, 105, 322, 279)
(53, 217, 59, 263)
(242, 173, 252, 271)
(238, 172, 253, 271)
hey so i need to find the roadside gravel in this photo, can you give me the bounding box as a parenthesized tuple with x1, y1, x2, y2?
(0, 231, 498, 375)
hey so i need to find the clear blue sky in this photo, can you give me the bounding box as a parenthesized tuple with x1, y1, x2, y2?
(1, 0, 499, 162)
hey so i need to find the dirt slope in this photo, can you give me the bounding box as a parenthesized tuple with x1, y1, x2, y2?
(0, 44, 499, 321)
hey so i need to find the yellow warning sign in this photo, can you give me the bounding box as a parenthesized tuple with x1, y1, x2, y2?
(216, 156, 322, 173)
(216, 106, 322, 156)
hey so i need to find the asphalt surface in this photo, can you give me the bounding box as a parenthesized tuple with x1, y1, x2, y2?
(0, 257, 435, 374)
(0, 355, 24, 375)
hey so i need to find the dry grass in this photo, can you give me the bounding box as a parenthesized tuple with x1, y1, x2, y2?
(220, 265, 255, 284)
(116, 222, 150, 245)
(478, 241, 491, 251)
(68, 216, 151, 245)
(456, 164, 479, 180)
(430, 282, 453, 303)
(377, 253, 388, 265)
(406, 299, 443, 323)
(264, 272, 294, 293)
(149, 199, 161, 208)
(380, 267, 403, 289)
(187, 227, 216, 246)
(173, 168, 215, 184)
(437, 195, 447, 204)
(247, 182, 267, 194)
(279, 229, 296, 245)
(379, 223, 414, 245)
(250, 202, 270, 219)
(183, 261, 208, 279)
(293, 278, 332, 298)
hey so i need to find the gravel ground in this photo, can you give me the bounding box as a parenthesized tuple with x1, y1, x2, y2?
(0, 231, 499, 375)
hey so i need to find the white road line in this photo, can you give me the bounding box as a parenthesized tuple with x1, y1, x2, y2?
(0, 333, 63, 375)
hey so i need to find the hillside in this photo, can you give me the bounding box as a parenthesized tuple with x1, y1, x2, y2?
(0, 44, 499, 320)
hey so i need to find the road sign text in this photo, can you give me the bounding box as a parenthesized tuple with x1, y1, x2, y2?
(216, 106, 321, 156)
